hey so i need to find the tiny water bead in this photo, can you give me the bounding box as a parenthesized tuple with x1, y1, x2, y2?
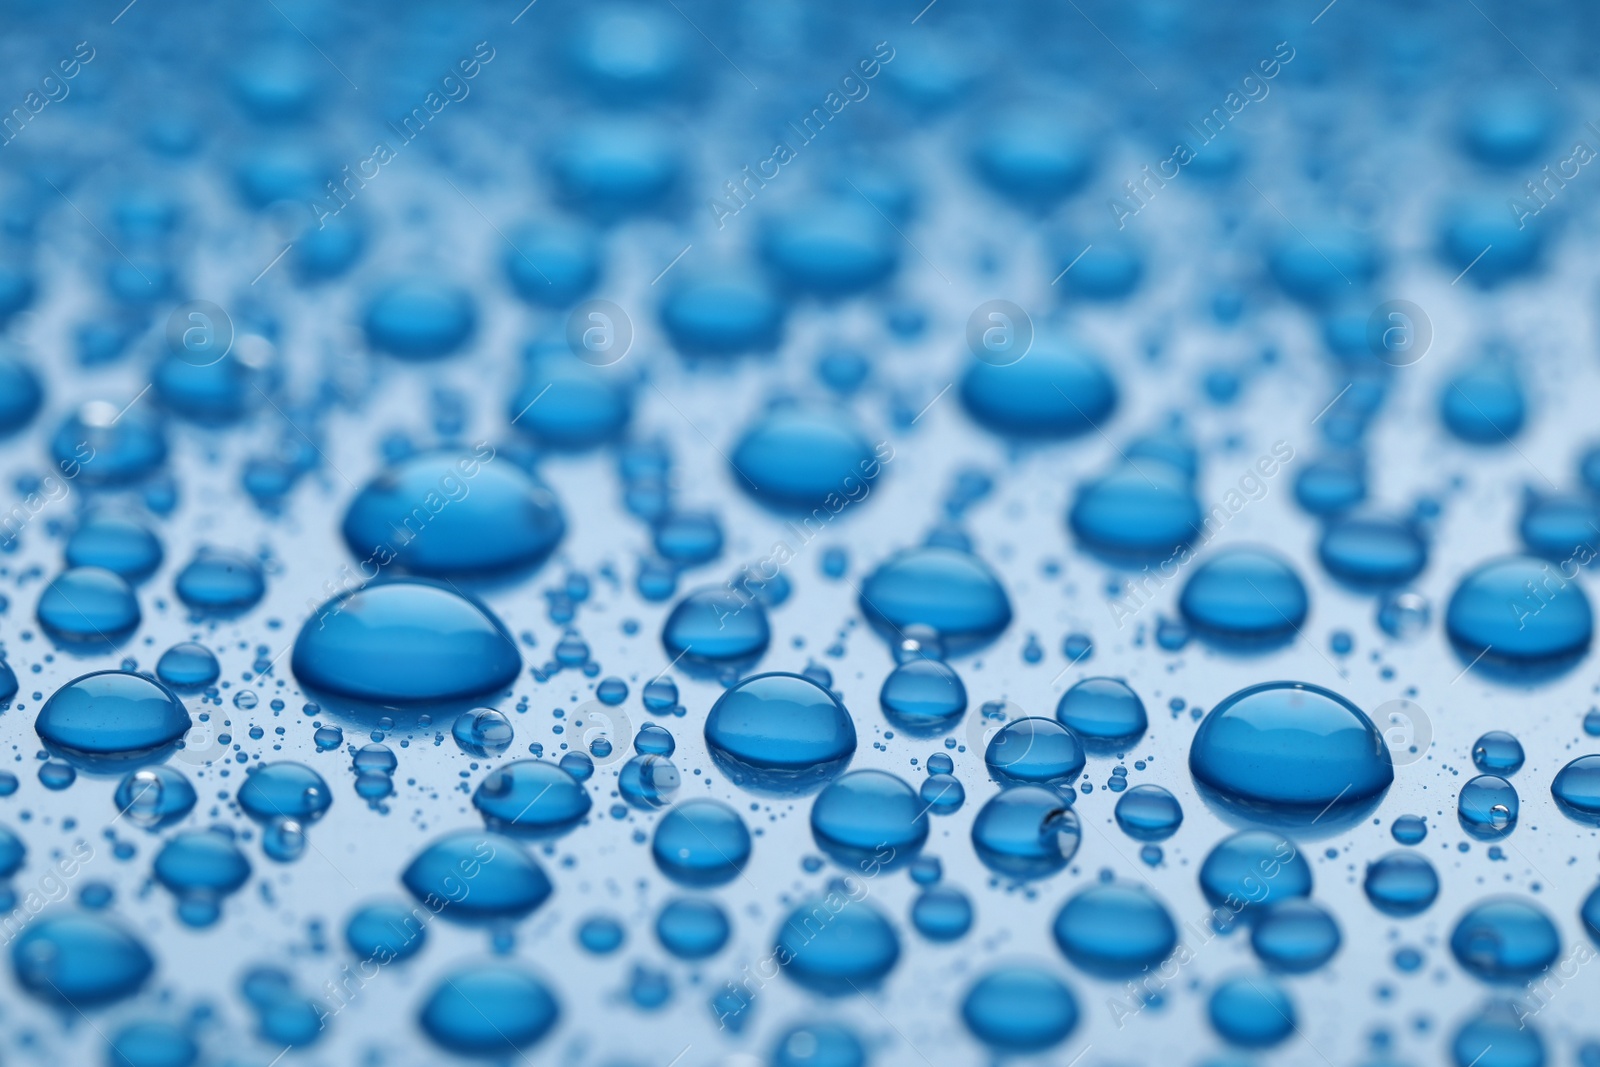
(473, 760, 591, 837)
(1199, 831, 1312, 917)
(911, 886, 973, 942)
(970, 786, 1082, 879)
(959, 343, 1118, 440)
(417, 963, 559, 1056)
(115, 767, 197, 830)
(858, 546, 1012, 654)
(661, 587, 770, 675)
(37, 567, 141, 645)
(961, 965, 1080, 1053)
(729, 406, 882, 513)
(1188, 681, 1393, 824)
(345, 901, 427, 962)
(1178, 546, 1309, 646)
(1472, 731, 1525, 775)
(1317, 514, 1428, 589)
(155, 642, 220, 691)
(773, 893, 900, 994)
(652, 799, 751, 886)
(654, 897, 730, 960)
(292, 580, 521, 704)
(984, 718, 1086, 788)
(153, 829, 251, 926)
(879, 658, 967, 735)
(1363, 851, 1440, 916)
(1068, 460, 1201, 563)
(704, 672, 856, 793)
(237, 762, 332, 825)
(1055, 676, 1148, 748)
(36, 670, 191, 768)
(64, 515, 163, 582)
(1458, 775, 1519, 839)
(1550, 754, 1600, 824)
(1114, 784, 1183, 841)
(1446, 556, 1593, 668)
(342, 451, 566, 578)
(1250, 899, 1341, 973)
(11, 913, 154, 1007)
(1207, 975, 1295, 1049)
(401, 832, 552, 923)
(810, 770, 929, 869)
(1052, 883, 1177, 978)
(452, 708, 515, 758)
(1450, 897, 1560, 983)
(361, 277, 477, 360)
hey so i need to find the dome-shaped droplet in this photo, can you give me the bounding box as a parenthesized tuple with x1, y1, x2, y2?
(1363, 851, 1439, 916)
(418, 963, 559, 1056)
(292, 580, 521, 704)
(153, 829, 251, 925)
(1451, 998, 1546, 1067)
(509, 344, 633, 451)
(1473, 730, 1525, 775)
(970, 786, 1081, 879)
(961, 965, 1080, 1053)
(1446, 556, 1592, 670)
(1450, 897, 1559, 983)
(1250, 899, 1341, 973)
(1114, 784, 1183, 841)
(343, 451, 565, 578)
(879, 658, 967, 735)
(65, 515, 163, 583)
(1459, 774, 1519, 839)
(114, 766, 197, 830)
(345, 900, 427, 962)
(402, 832, 552, 923)
(729, 406, 882, 513)
(157, 642, 219, 691)
(1179, 547, 1308, 647)
(37, 567, 141, 646)
(37, 670, 190, 769)
(453, 708, 515, 758)
(651, 799, 751, 887)
(1207, 974, 1295, 1048)
(859, 546, 1011, 655)
(704, 673, 855, 793)
(1552, 754, 1600, 825)
(1317, 514, 1428, 590)
(362, 277, 476, 360)
(661, 587, 770, 675)
(773, 893, 899, 994)
(1055, 676, 1147, 749)
(1199, 831, 1311, 917)
(810, 770, 928, 869)
(985, 718, 1085, 788)
(470, 759, 592, 838)
(1052, 882, 1177, 978)
(759, 198, 899, 298)
(658, 267, 783, 358)
(174, 548, 265, 615)
(1069, 461, 1200, 563)
(237, 762, 332, 825)
(1189, 681, 1392, 825)
(960, 344, 1117, 440)
(11, 913, 154, 1007)
(654, 897, 730, 960)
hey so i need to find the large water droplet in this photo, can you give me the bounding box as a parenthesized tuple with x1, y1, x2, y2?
(704, 673, 855, 794)
(37, 670, 191, 769)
